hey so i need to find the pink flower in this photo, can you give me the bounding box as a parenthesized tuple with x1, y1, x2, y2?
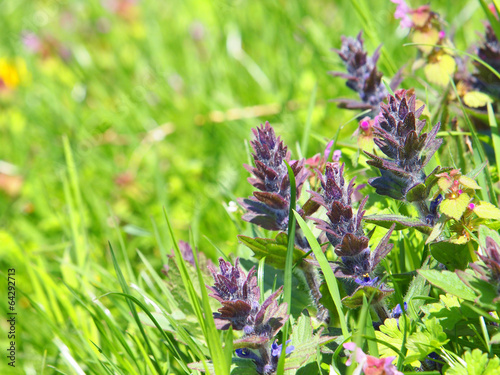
(22, 31, 42, 53)
(324, 140, 334, 161)
(391, 0, 413, 29)
(343, 343, 403, 375)
(468, 203, 476, 210)
(360, 118, 371, 132)
(332, 150, 342, 162)
(438, 30, 446, 39)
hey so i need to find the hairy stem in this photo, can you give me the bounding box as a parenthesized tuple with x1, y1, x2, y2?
(300, 261, 330, 323)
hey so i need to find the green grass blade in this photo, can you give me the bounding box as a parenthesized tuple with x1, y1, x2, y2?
(104, 291, 192, 373)
(164, 210, 229, 375)
(362, 297, 379, 357)
(191, 234, 231, 375)
(109, 242, 163, 374)
(449, 77, 498, 205)
(62, 136, 87, 269)
(276, 160, 297, 375)
(487, 103, 500, 186)
(258, 256, 266, 304)
(293, 210, 348, 337)
(478, 0, 500, 40)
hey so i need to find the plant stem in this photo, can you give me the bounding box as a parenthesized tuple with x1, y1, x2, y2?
(300, 261, 330, 323)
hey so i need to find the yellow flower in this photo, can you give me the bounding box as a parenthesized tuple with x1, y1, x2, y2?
(0, 58, 28, 90)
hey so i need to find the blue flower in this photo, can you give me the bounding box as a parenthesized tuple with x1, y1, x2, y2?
(391, 302, 407, 318)
(271, 340, 294, 357)
(354, 275, 379, 287)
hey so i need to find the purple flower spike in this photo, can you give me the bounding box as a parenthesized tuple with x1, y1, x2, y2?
(331, 31, 392, 115)
(365, 89, 443, 202)
(207, 257, 289, 334)
(309, 163, 395, 280)
(239, 122, 309, 232)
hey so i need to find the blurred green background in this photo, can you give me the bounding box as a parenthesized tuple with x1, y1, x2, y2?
(0, 0, 487, 373)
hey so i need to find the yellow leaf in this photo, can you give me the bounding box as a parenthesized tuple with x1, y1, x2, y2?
(439, 193, 470, 220)
(412, 29, 439, 54)
(459, 176, 481, 190)
(411, 9, 432, 28)
(463, 91, 493, 108)
(450, 236, 468, 245)
(474, 202, 500, 220)
(424, 54, 456, 87)
(438, 177, 452, 192)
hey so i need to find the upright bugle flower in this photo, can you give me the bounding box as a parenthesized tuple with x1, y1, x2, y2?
(239, 122, 309, 233)
(365, 89, 442, 205)
(331, 31, 389, 115)
(310, 163, 394, 281)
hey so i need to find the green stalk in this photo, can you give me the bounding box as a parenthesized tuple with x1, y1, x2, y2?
(276, 160, 297, 375)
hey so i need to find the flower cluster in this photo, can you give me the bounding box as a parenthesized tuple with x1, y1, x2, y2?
(239, 122, 309, 234)
(207, 258, 291, 374)
(309, 163, 394, 290)
(365, 89, 442, 208)
(0, 57, 28, 92)
(331, 32, 388, 115)
(344, 342, 403, 375)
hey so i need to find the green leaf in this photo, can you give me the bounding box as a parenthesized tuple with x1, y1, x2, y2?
(376, 317, 449, 367)
(430, 241, 471, 271)
(459, 176, 481, 190)
(456, 270, 500, 310)
(238, 233, 308, 270)
(293, 211, 349, 337)
(466, 161, 487, 179)
(285, 314, 336, 371)
(405, 318, 449, 363)
(341, 286, 393, 309)
(418, 270, 476, 301)
(439, 193, 470, 220)
(404, 271, 431, 322)
(478, 225, 500, 252)
(406, 183, 427, 202)
(426, 215, 447, 245)
(437, 177, 453, 192)
(447, 349, 500, 375)
(474, 202, 500, 220)
(424, 294, 469, 331)
(490, 331, 500, 345)
(364, 214, 430, 232)
(376, 318, 417, 366)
